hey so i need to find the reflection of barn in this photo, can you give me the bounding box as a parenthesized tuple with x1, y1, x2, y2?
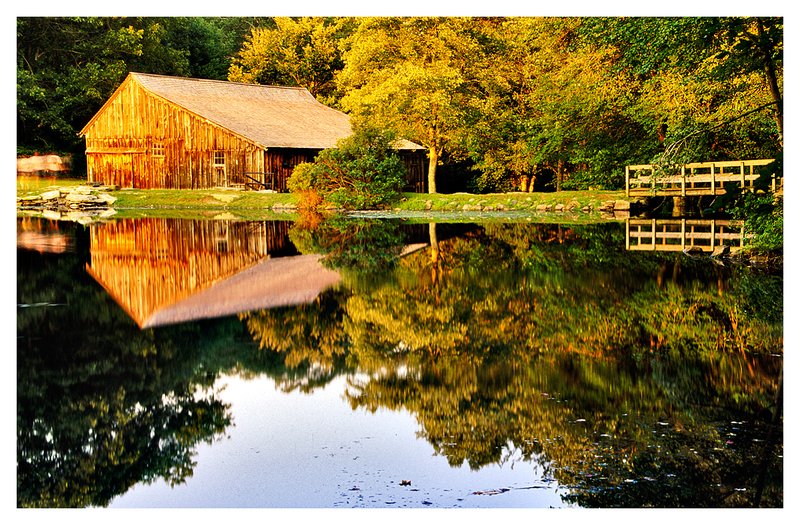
(79, 72, 427, 192)
(86, 218, 341, 328)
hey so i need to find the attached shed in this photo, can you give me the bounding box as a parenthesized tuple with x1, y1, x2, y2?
(79, 72, 428, 192)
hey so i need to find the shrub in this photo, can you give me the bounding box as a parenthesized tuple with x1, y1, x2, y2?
(286, 125, 407, 210)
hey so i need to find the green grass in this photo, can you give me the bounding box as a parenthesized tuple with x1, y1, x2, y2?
(17, 175, 629, 221)
(16, 175, 86, 195)
(394, 190, 626, 212)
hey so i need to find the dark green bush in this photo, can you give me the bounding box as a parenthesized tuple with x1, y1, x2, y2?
(287, 125, 407, 210)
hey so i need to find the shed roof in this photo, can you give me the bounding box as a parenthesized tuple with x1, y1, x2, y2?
(86, 72, 424, 151)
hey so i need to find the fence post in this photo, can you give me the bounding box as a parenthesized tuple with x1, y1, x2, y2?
(651, 218, 657, 250)
(681, 219, 686, 250)
(625, 166, 630, 197)
(710, 163, 716, 194)
(710, 219, 716, 250)
(681, 165, 686, 196)
(740, 161, 746, 189)
(625, 219, 631, 250)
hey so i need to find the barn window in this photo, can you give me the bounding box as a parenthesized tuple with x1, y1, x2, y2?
(152, 142, 165, 157)
(213, 151, 227, 187)
(213, 151, 226, 167)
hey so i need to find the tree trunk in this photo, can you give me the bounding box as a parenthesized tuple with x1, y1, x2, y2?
(556, 159, 564, 192)
(427, 147, 438, 194)
(758, 23, 784, 145)
(429, 222, 440, 287)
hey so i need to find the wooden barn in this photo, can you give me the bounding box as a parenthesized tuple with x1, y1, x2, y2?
(79, 72, 428, 192)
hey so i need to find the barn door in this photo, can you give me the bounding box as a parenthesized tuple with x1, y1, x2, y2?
(115, 154, 134, 188)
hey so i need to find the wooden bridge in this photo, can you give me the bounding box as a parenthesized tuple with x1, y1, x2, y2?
(625, 218, 751, 253)
(625, 159, 779, 197)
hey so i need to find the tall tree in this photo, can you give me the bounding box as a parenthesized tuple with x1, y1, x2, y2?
(338, 17, 487, 194)
(228, 17, 355, 105)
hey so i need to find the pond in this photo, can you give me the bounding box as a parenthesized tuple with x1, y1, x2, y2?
(16, 215, 783, 508)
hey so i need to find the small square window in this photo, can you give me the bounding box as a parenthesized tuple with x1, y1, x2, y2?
(152, 142, 165, 157)
(213, 151, 226, 166)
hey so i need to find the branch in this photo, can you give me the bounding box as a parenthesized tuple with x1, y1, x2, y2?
(658, 101, 778, 164)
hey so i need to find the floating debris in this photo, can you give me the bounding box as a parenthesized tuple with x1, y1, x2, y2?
(399, 480, 412, 486)
(472, 488, 510, 496)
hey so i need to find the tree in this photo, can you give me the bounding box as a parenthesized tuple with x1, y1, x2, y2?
(228, 17, 355, 105)
(16, 17, 257, 158)
(287, 124, 408, 210)
(338, 17, 487, 193)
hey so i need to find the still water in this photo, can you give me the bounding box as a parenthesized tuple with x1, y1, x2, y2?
(16, 215, 783, 508)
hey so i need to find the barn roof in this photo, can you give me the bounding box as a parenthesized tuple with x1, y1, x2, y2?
(83, 72, 424, 151)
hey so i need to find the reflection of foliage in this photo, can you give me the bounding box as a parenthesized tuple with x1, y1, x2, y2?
(258, 218, 783, 507)
(17, 234, 235, 508)
(289, 216, 405, 277)
(240, 290, 353, 389)
(20, 218, 782, 508)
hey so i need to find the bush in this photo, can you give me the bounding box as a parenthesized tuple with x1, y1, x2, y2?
(286, 125, 407, 210)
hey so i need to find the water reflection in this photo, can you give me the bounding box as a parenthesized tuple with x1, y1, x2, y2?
(85, 218, 340, 327)
(626, 218, 750, 252)
(17, 216, 783, 508)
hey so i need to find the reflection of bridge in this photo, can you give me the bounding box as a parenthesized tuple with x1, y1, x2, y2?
(625, 218, 751, 252)
(625, 159, 779, 197)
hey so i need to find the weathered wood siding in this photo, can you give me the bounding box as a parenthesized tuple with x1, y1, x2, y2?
(83, 77, 265, 189)
(87, 218, 291, 326)
(264, 148, 318, 191)
(400, 151, 427, 193)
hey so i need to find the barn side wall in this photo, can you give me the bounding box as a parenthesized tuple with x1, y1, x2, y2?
(82, 78, 265, 189)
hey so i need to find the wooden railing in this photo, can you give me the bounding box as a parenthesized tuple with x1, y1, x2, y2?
(625, 159, 779, 197)
(625, 218, 752, 252)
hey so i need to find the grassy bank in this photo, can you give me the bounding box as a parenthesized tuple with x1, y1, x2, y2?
(16, 175, 627, 220)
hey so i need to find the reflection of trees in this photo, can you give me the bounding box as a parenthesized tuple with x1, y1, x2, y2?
(289, 216, 405, 275)
(17, 235, 236, 508)
(240, 290, 354, 393)
(246, 218, 783, 507)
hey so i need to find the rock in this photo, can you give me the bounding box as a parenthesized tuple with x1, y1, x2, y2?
(581, 206, 592, 212)
(599, 200, 615, 212)
(424, 200, 433, 210)
(535, 204, 549, 212)
(65, 192, 100, 203)
(18, 195, 42, 203)
(554, 204, 565, 212)
(97, 193, 117, 205)
(42, 210, 62, 220)
(614, 200, 631, 211)
(40, 190, 61, 201)
(711, 245, 730, 258)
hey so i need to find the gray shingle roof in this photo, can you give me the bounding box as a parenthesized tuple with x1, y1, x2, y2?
(130, 73, 424, 151)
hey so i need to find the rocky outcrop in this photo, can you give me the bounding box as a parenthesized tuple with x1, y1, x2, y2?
(17, 185, 119, 223)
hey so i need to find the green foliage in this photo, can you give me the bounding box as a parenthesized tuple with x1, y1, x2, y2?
(228, 17, 355, 105)
(16, 17, 262, 156)
(287, 125, 407, 210)
(17, 16, 782, 195)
